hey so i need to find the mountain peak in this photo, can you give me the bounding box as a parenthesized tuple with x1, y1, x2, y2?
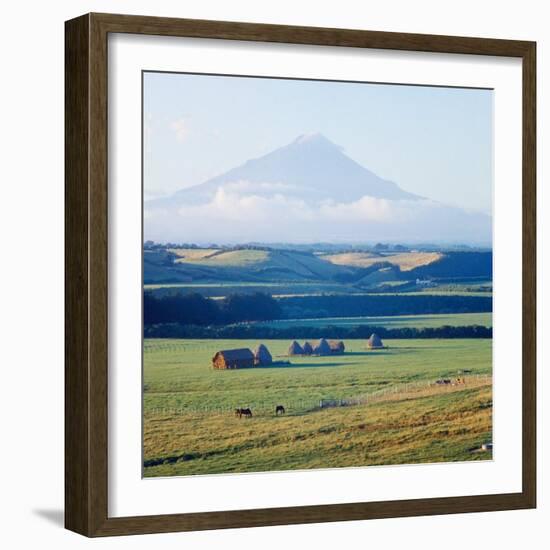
(292, 133, 340, 149)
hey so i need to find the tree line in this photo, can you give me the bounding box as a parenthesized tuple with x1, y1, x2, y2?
(144, 292, 282, 325)
(144, 322, 492, 340)
(144, 290, 492, 328)
(278, 293, 492, 319)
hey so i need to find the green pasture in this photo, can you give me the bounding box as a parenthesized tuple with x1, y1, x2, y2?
(246, 312, 492, 330)
(144, 281, 352, 299)
(143, 338, 492, 476)
(144, 281, 492, 299)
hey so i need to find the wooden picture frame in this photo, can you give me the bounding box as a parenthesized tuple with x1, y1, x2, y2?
(65, 12, 536, 537)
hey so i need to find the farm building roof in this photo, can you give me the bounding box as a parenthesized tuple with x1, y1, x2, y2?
(214, 348, 255, 361)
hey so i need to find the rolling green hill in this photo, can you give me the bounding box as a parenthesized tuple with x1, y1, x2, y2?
(145, 247, 354, 284)
(144, 247, 493, 295)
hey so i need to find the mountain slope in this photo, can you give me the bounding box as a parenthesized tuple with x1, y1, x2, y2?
(151, 133, 419, 207)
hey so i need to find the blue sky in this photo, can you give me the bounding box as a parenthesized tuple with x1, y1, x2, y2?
(144, 72, 493, 214)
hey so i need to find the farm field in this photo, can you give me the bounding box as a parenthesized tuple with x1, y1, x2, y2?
(143, 338, 492, 477)
(247, 312, 492, 330)
(374, 290, 492, 297)
(322, 251, 442, 270)
(144, 282, 492, 300)
(171, 248, 269, 266)
(144, 281, 354, 298)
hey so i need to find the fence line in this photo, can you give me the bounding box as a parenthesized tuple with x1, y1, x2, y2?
(146, 374, 491, 417)
(326, 373, 491, 409)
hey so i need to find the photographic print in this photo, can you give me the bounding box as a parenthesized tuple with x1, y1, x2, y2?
(142, 72, 493, 478)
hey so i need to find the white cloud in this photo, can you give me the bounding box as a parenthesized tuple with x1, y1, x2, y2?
(144, 183, 491, 244)
(317, 196, 419, 223)
(174, 187, 434, 225)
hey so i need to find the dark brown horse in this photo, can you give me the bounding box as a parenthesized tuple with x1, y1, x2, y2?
(275, 405, 285, 415)
(235, 408, 253, 418)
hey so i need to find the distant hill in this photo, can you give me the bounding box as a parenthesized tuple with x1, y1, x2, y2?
(144, 247, 354, 284)
(144, 246, 492, 288)
(408, 251, 493, 279)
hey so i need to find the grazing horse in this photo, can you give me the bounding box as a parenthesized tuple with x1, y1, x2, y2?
(235, 408, 252, 418)
(275, 405, 285, 415)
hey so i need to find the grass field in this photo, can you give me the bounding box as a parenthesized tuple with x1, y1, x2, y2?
(374, 290, 492, 297)
(143, 338, 492, 477)
(168, 247, 220, 262)
(144, 282, 492, 299)
(144, 281, 351, 298)
(322, 251, 442, 270)
(247, 312, 492, 330)
(173, 249, 270, 266)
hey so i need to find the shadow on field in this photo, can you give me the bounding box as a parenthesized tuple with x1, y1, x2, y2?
(344, 351, 396, 356)
(349, 347, 444, 354)
(261, 361, 350, 369)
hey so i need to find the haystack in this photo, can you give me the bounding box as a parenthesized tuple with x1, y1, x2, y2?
(313, 338, 331, 356)
(302, 341, 313, 355)
(329, 340, 345, 354)
(367, 333, 384, 349)
(254, 343, 272, 366)
(288, 340, 304, 356)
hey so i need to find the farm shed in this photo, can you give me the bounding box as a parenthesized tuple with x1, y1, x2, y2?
(302, 341, 313, 355)
(313, 338, 332, 356)
(288, 340, 304, 356)
(212, 348, 255, 369)
(367, 333, 384, 349)
(254, 343, 273, 366)
(328, 340, 345, 354)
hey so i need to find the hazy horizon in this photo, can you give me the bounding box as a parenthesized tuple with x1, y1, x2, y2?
(144, 239, 493, 250)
